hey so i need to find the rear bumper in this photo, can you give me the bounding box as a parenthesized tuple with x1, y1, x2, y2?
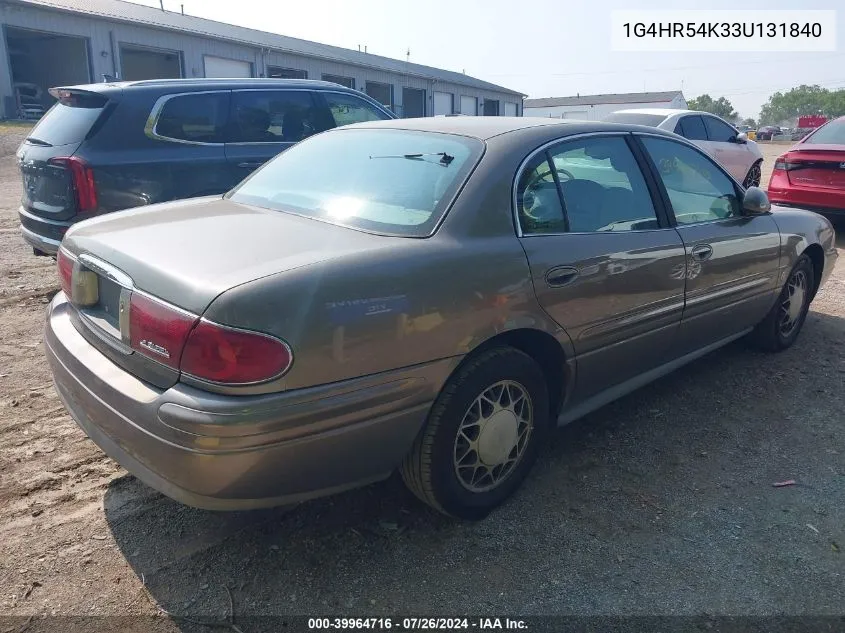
(45, 294, 455, 510)
(19, 206, 73, 255)
(768, 186, 845, 217)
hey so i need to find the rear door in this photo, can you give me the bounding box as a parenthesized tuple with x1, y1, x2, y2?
(224, 89, 326, 183)
(516, 134, 687, 402)
(637, 135, 781, 354)
(17, 89, 110, 222)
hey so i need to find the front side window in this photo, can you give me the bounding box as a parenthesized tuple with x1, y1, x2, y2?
(676, 115, 707, 141)
(228, 129, 482, 237)
(323, 92, 389, 127)
(703, 116, 737, 143)
(154, 92, 229, 143)
(641, 136, 740, 224)
(230, 91, 323, 143)
(517, 136, 659, 234)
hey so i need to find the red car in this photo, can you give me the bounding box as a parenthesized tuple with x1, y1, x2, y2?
(768, 116, 845, 217)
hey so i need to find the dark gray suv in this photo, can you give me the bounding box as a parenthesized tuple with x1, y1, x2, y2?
(16, 78, 396, 256)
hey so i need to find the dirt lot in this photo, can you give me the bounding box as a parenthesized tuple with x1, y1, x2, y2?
(0, 125, 844, 631)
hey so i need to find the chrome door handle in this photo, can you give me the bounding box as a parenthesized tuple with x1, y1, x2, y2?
(691, 244, 713, 261)
(545, 266, 579, 287)
(237, 161, 265, 169)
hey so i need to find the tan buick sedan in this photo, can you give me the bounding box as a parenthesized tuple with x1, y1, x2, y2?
(46, 117, 837, 519)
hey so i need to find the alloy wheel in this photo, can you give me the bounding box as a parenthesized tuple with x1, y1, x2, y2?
(779, 268, 808, 336)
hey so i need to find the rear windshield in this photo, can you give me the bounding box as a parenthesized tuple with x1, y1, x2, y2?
(803, 119, 845, 145)
(603, 112, 668, 127)
(227, 128, 483, 237)
(26, 94, 107, 147)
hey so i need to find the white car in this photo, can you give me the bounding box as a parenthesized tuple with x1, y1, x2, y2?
(603, 109, 765, 188)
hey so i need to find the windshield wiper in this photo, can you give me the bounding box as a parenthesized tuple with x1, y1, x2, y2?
(370, 152, 454, 166)
(25, 137, 53, 147)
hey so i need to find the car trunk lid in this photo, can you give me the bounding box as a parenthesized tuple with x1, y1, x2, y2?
(60, 197, 393, 389)
(782, 145, 845, 189)
(17, 88, 111, 221)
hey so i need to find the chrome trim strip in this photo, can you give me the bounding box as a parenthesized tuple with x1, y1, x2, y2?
(78, 254, 134, 289)
(685, 276, 772, 307)
(144, 90, 230, 147)
(20, 225, 60, 255)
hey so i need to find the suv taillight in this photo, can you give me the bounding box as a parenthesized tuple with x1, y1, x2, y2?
(180, 320, 293, 385)
(57, 247, 74, 298)
(49, 156, 98, 213)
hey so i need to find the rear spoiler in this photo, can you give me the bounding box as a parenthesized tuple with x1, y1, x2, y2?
(48, 87, 110, 108)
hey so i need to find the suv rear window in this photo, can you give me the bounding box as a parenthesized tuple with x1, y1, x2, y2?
(26, 92, 107, 147)
(228, 128, 482, 237)
(154, 92, 229, 143)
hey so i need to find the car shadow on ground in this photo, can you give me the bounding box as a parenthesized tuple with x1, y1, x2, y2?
(101, 306, 845, 623)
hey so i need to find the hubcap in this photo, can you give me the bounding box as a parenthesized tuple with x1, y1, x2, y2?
(453, 380, 533, 493)
(779, 269, 808, 336)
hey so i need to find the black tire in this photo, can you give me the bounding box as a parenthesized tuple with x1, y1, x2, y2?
(400, 347, 549, 519)
(743, 160, 763, 188)
(749, 254, 814, 352)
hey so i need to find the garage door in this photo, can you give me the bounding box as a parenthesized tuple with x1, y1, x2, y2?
(460, 96, 477, 116)
(504, 102, 518, 116)
(433, 91, 453, 116)
(204, 56, 252, 78)
(563, 110, 588, 120)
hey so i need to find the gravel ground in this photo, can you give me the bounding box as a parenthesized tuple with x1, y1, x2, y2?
(0, 125, 843, 631)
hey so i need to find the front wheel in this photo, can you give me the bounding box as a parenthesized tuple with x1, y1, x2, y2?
(400, 347, 549, 519)
(749, 255, 813, 352)
(743, 160, 763, 188)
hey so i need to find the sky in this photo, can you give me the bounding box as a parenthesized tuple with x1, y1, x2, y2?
(130, 0, 844, 120)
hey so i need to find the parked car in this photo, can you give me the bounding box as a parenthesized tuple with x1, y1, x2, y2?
(791, 128, 813, 141)
(603, 109, 765, 187)
(756, 126, 782, 141)
(768, 115, 845, 217)
(16, 78, 396, 257)
(46, 118, 836, 518)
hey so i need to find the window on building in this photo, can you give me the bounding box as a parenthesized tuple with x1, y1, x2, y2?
(322, 74, 355, 90)
(365, 81, 393, 110)
(267, 66, 307, 79)
(154, 92, 229, 143)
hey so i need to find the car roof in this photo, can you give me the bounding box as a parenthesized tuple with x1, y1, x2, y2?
(612, 108, 688, 117)
(55, 78, 359, 95)
(343, 116, 680, 141)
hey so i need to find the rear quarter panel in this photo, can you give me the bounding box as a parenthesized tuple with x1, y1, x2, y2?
(772, 207, 838, 287)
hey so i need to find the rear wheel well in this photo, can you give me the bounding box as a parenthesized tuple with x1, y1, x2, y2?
(803, 243, 824, 299)
(468, 329, 567, 423)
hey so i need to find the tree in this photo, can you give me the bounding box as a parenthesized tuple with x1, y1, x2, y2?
(758, 85, 845, 125)
(741, 117, 757, 128)
(687, 94, 738, 120)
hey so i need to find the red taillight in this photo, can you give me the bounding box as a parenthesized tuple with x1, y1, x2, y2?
(49, 156, 98, 213)
(129, 292, 198, 369)
(773, 154, 799, 172)
(57, 248, 74, 299)
(180, 320, 293, 385)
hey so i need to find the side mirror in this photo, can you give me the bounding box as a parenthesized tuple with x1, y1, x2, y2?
(742, 186, 771, 215)
(735, 132, 748, 144)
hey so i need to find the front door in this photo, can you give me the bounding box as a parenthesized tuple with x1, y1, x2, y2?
(516, 135, 687, 402)
(637, 135, 781, 354)
(225, 89, 324, 183)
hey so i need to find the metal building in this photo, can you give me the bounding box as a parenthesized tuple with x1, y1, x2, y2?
(0, 0, 525, 119)
(524, 91, 687, 122)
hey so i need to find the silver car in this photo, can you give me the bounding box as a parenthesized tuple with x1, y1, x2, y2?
(604, 109, 766, 188)
(46, 117, 837, 519)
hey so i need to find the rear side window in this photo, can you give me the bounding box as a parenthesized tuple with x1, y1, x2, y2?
(27, 92, 107, 146)
(323, 93, 390, 127)
(603, 112, 668, 127)
(803, 119, 845, 144)
(154, 92, 229, 143)
(230, 90, 325, 143)
(703, 116, 737, 142)
(676, 116, 707, 141)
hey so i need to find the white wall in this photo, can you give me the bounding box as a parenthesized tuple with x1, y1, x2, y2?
(525, 99, 682, 121)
